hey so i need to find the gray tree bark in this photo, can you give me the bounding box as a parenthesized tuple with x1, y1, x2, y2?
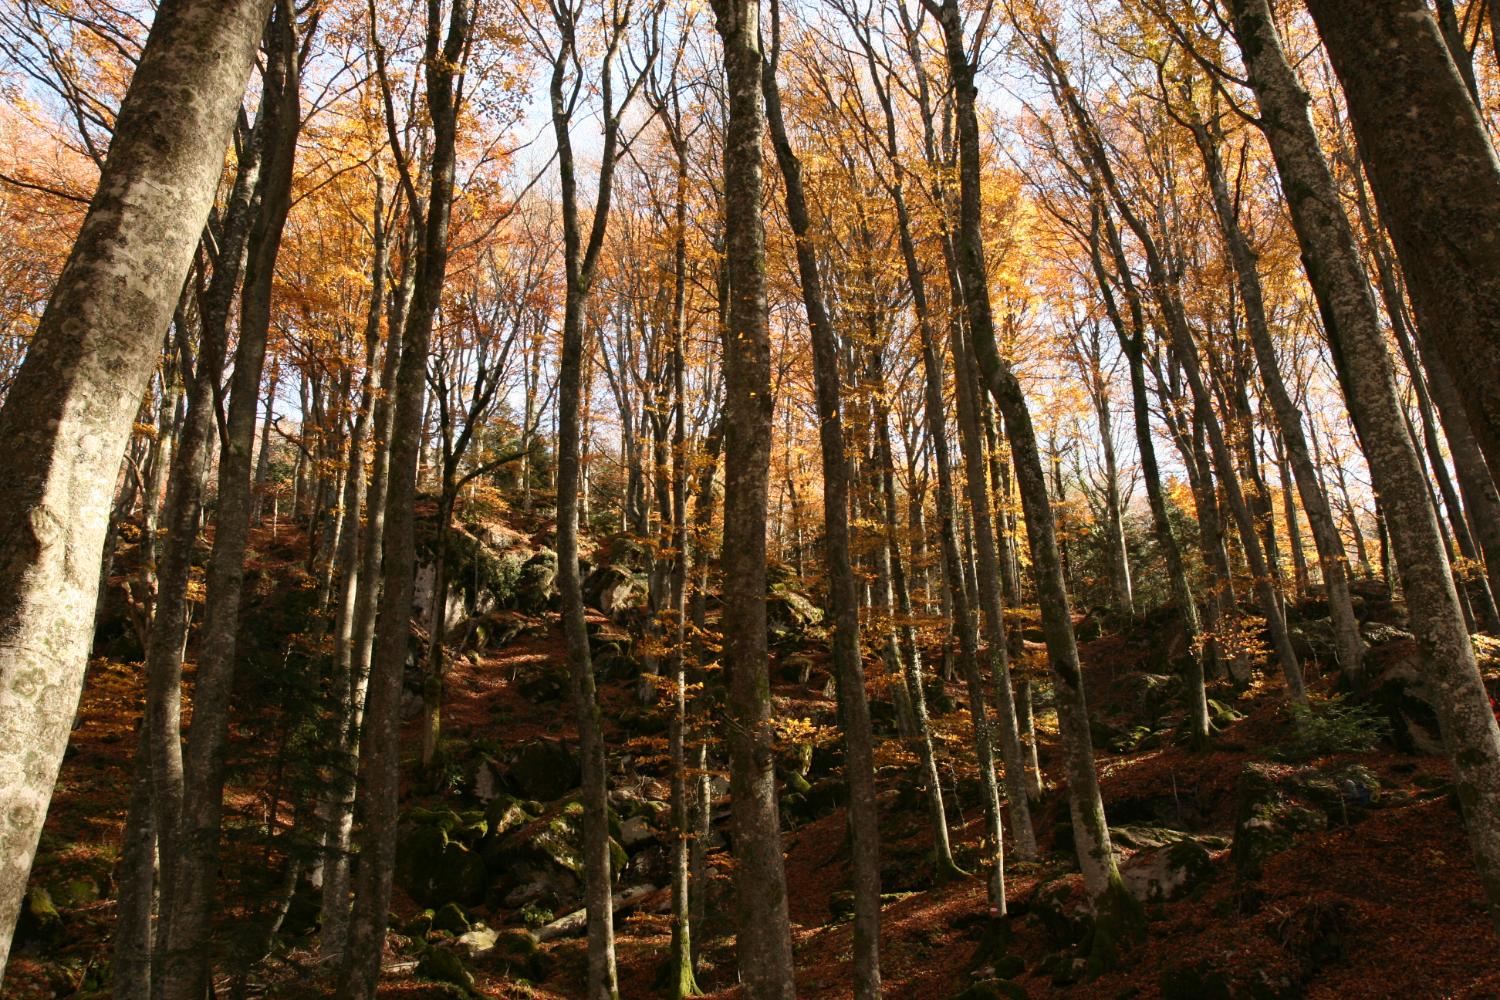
(0, 0, 272, 973)
(937, 2, 1134, 943)
(548, 3, 642, 990)
(1086, 202, 1210, 746)
(157, 10, 305, 993)
(1184, 109, 1365, 683)
(339, 4, 469, 995)
(317, 172, 387, 965)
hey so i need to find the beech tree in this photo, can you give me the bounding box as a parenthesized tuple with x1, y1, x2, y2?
(0, 0, 272, 973)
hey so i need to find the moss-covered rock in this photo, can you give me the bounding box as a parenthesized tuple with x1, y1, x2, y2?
(403, 909, 436, 938)
(1230, 764, 1327, 880)
(766, 588, 824, 646)
(432, 901, 471, 935)
(484, 794, 534, 838)
(1030, 880, 1090, 949)
(396, 820, 489, 908)
(417, 945, 475, 991)
(15, 887, 61, 947)
(50, 876, 101, 908)
(487, 801, 627, 890)
(476, 927, 552, 981)
(1121, 836, 1218, 903)
(514, 549, 558, 613)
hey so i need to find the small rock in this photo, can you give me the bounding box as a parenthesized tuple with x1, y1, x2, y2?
(416, 945, 474, 990)
(619, 815, 656, 850)
(432, 901, 470, 935)
(456, 924, 499, 957)
(50, 877, 101, 908)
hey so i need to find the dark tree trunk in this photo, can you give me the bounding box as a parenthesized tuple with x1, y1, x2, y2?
(937, 3, 1135, 941)
(710, 0, 798, 992)
(339, 4, 469, 995)
(1185, 111, 1364, 682)
(157, 11, 306, 993)
(1088, 202, 1210, 747)
(1305, 0, 1500, 487)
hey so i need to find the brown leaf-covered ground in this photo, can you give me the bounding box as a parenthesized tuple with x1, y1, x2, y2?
(10, 546, 1500, 998)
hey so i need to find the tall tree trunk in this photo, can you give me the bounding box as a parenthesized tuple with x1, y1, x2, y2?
(112, 714, 159, 1000)
(686, 411, 723, 972)
(948, 311, 1038, 861)
(661, 125, 700, 999)
(318, 173, 387, 964)
(1185, 111, 1365, 683)
(1046, 36, 1305, 704)
(1275, 433, 1311, 598)
(119, 117, 264, 999)
(340, 4, 469, 995)
(938, 256, 1011, 914)
(764, 51, 882, 996)
(1304, 0, 1500, 486)
(548, 4, 637, 988)
(1088, 203, 1210, 747)
(1347, 165, 1500, 622)
(0, 0, 271, 972)
(710, 0, 797, 992)
(1092, 376, 1133, 616)
(1229, 0, 1500, 931)
(157, 11, 304, 992)
(937, 5, 1137, 947)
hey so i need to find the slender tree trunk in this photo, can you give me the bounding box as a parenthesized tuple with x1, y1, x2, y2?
(124, 135, 262, 997)
(937, 5, 1135, 939)
(157, 15, 304, 993)
(1088, 204, 1210, 747)
(948, 313, 1038, 861)
(1185, 112, 1364, 683)
(318, 174, 387, 964)
(764, 56, 882, 996)
(112, 724, 157, 1000)
(1275, 433, 1311, 598)
(420, 486, 455, 771)
(1093, 381, 1133, 616)
(340, 5, 469, 994)
(661, 131, 700, 998)
(1348, 168, 1500, 622)
(252, 365, 280, 520)
(547, 7, 635, 988)
(0, 0, 271, 972)
(1049, 37, 1305, 704)
(687, 413, 723, 972)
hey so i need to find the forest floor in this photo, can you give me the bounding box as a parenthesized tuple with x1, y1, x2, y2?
(9, 520, 1500, 998)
